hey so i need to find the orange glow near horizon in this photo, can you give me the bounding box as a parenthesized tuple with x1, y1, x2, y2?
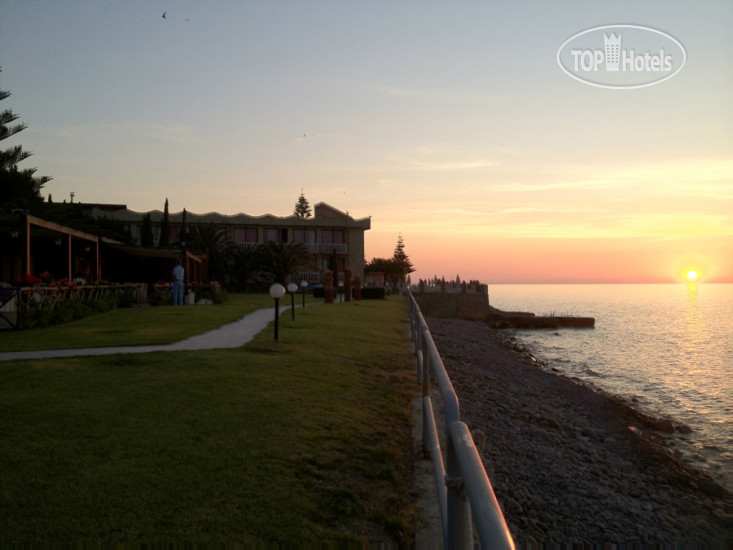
(366, 231, 732, 284)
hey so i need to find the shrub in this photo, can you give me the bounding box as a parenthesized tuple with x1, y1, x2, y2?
(361, 287, 386, 300)
(88, 294, 120, 313)
(18, 300, 53, 329)
(15, 288, 135, 330)
(116, 291, 137, 308)
(50, 301, 91, 325)
(194, 286, 228, 304)
(211, 288, 229, 304)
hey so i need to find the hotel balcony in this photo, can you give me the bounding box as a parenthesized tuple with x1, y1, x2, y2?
(297, 272, 321, 283)
(261, 243, 348, 254)
(300, 243, 319, 253)
(295, 272, 348, 283)
(237, 242, 342, 254)
(321, 243, 347, 254)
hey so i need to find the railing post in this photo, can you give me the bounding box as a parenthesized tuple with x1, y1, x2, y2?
(445, 425, 471, 549)
(421, 332, 430, 399)
(413, 300, 420, 354)
(449, 422, 515, 549)
(409, 297, 421, 383)
(409, 297, 417, 354)
(421, 334, 432, 457)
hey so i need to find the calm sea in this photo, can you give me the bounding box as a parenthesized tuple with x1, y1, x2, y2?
(488, 284, 732, 491)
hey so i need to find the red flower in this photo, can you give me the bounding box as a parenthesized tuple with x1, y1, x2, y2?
(15, 273, 42, 286)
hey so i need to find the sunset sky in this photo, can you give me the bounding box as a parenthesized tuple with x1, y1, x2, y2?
(2, 1, 731, 283)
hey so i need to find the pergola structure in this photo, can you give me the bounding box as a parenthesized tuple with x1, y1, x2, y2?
(1, 213, 204, 287)
(1, 214, 101, 283)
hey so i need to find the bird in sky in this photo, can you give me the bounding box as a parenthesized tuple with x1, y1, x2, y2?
(162, 11, 167, 19)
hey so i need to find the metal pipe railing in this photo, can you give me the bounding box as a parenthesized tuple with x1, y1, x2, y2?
(408, 290, 515, 550)
(449, 421, 514, 547)
(423, 395, 448, 535)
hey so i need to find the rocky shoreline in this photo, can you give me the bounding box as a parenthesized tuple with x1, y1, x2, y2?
(425, 315, 731, 547)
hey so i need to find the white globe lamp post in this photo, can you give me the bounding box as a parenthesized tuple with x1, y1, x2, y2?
(269, 283, 286, 340)
(287, 282, 299, 320)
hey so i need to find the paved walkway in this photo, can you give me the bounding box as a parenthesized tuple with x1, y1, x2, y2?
(0, 306, 285, 362)
(0, 304, 443, 546)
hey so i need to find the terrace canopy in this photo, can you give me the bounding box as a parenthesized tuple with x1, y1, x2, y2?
(0, 214, 100, 284)
(0, 213, 204, 286)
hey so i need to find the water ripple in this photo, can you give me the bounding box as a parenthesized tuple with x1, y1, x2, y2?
(491, 283, 733, 490)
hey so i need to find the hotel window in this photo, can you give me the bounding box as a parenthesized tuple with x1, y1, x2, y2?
(263, 228, 288, 243)
(321, 229, 344, 244)
(293, 228, 316, 244)
(233, 228, 258, 244)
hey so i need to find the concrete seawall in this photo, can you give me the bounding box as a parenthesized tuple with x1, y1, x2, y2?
(412, 286, 594, 328)
(412, 287, 491, 321)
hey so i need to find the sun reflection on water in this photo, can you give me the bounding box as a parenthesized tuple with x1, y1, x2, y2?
(685, 283, 702, 352)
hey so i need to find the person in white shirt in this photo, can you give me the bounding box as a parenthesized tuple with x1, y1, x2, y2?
(172, 259, 185, 306)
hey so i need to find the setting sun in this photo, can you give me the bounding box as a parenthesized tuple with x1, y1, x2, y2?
(686, 269, 699, 281)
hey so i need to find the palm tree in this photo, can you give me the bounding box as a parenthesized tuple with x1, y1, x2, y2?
(231, 244, 258, 288)
(191, 223, 239, 282)
(253, 241, 311, 284)
(1, 72, 51, 212)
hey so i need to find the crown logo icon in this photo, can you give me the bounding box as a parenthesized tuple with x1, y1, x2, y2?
(604, 32, 622, 71)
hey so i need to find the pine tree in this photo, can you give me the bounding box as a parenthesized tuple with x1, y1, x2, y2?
(1, 70, 51, 211)
(293, 190, 312, 218)
(392, 234, 415, 284)
(159, 198, 170, 247)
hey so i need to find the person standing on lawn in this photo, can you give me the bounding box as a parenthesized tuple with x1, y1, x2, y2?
(172, 259, 185, 306)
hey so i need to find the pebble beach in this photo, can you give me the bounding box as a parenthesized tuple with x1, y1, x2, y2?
(426, 316, 731, 547)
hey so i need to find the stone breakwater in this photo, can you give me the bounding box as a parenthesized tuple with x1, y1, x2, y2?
(426, 316, 731, 547)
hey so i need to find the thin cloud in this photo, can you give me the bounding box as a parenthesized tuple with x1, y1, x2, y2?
(38, 122, 196, 144)
(372, 84, 497, 104)
(613, 212, 733, 236)
(406, 159, 498, 171)
(504, 158, 733, 195)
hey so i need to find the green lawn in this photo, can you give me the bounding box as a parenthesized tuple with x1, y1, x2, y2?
(0, 293, 301, 351)
(0, 296, 419, 545)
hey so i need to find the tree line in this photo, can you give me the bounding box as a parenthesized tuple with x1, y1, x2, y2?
(364, 234, 415, 287)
